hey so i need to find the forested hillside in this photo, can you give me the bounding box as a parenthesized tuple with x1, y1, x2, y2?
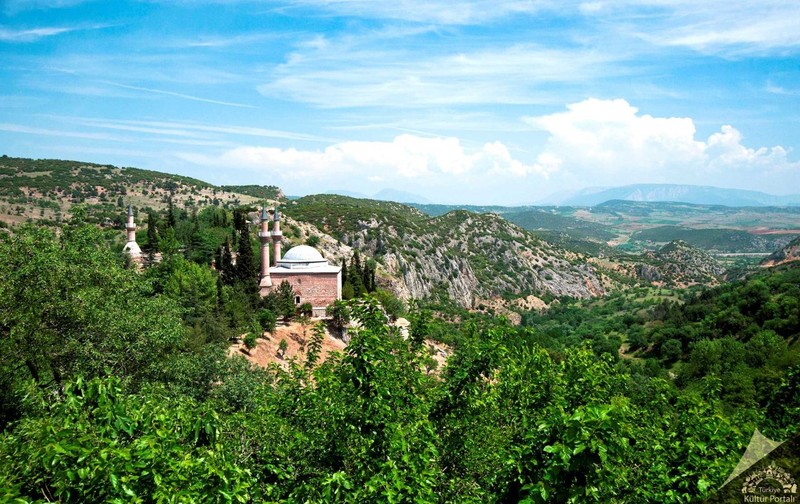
(0, 199, 797, 501)
(523, 263, 800, 416)
(0, 216, 800, 502)
(0, 156, 272, 228)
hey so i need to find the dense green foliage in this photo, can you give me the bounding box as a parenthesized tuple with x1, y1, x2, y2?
(523, 265, 800, 425)
(0, 291, 756, 502)
(504, 208, 617, 242)
(0, 203, 797, 501)
(0, 224, 185, 423)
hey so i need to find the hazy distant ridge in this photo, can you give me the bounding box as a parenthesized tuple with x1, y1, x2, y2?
(548, 184, 800, 207)
(324, 188, 430, 204)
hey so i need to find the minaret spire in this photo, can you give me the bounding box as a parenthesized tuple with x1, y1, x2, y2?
(271, 206, 282, 266)
(123, 204, 142, 261)
(258, 206, 272, 294)
(126, 205, 136, 242)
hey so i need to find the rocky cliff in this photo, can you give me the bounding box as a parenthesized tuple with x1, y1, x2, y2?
(637, 240, 727, 287)
(760, 236, 800, 267)
(284, 195, 615, 307)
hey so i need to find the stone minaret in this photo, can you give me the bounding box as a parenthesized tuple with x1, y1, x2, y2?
(123, 205, 142, 260)
(126, 205, 136, 242)
(258, 206, 272, 294)
(271, 206, 282, 266)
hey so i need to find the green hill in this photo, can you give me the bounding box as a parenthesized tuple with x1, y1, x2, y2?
(631, 225, 794, 253)
(0, 156, 270, 227)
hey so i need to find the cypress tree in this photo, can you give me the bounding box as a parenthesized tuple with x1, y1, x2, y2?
(235, 226, 258, 303)
(361, 258, 376, 293)
(235, 227, 255, 282)
(218, 241, 234, 285)
(146, 212, 158, 265)
(166, 195, 176, 229)
(349, 251, 366, 296)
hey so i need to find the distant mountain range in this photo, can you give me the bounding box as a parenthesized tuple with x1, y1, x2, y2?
(542, 184, 800, 207)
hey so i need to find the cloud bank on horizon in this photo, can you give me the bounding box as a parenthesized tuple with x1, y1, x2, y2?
(1, 0, 798, 204)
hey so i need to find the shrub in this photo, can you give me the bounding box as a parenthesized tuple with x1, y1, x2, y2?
(243, 332, 258, 353)
(258, 309, 277, 332)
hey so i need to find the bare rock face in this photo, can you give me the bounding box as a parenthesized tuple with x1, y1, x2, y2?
(285, 196, 614, 308)
(637, 240, 726, 287)
(513, 295, 549, 311)
(637, 264, 662, 282)
(761, 236, 800, 267)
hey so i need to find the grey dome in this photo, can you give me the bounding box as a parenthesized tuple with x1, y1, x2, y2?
(282, 245, 324, 262)
(272, 245, 341, 273)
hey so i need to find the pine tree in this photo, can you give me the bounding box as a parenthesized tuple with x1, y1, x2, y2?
(369, 266, 376, 292)
(185, 209, 200, 260)
(375, 231, 386, 255)
(233, 209, 247, 233)
(216, 276, 224, 313)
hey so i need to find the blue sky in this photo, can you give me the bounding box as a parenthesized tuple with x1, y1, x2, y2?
(1, 0, 799, 204)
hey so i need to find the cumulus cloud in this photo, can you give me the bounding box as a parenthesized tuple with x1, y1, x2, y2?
(177, 98, 799, 201)
(524, 98, 799, 189)
(179, 134, 544, 191)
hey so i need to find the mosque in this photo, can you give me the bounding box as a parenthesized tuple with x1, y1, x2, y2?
(122, 205, 341, 317)
(258, 207, 342, 317)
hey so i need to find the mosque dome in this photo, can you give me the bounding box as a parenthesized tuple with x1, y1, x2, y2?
(282, 245, 324, 262)
(123, 241, 142, 257)
(277, 245, 329, 269)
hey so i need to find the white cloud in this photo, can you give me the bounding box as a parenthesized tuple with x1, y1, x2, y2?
(259, 42, 621, 109)
(524, 98, 799, 189)
(177, 98, 798, 200)
(101, 81, 255, 108)
(2, 0, 88, 14)
(0, 122, 127, 141)
(179, 134, 541, 186)
(0, 26, 74, 41)
(592, 0, 800, 54)
(58, 116, 336, 143)
(0, 23, 115, 42)
(281, 0, 800, 54)
(283, 0, 554, 25)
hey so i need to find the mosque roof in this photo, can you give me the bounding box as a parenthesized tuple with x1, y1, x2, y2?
(281, 245, 324, 262)
(273, 245, 340, 273)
